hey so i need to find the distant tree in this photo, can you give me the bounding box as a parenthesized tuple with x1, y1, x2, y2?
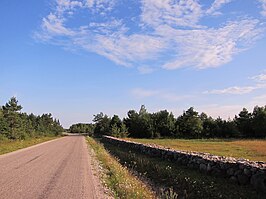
(235, 108, 253, 137)
(152, 110, 176, 137)
(124, 105, 154, 138)
(90, 105, 266, 139)
(110, 123, 129, 138)
(138, 110, 154, 138)
(200, 113, 217, 138)
(177, 107, 203, 138)
(110, 115, 122, 128)
(120, 123, 129, 138)
(69, 123, 94, 135)
(124, 110, 139, 137)
(2, 97, 24, 139)
(222, 119, 239, 138)
(0, 107, 8, 140)
(19, 112, 35, 138)
(251, 106, 266, 138)
(0, 97, 63, 140)
(209, 117, 239, 138)
(93, 112, 111, 136)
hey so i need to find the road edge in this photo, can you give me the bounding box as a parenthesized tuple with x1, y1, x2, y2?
(0, 136, 65, 158)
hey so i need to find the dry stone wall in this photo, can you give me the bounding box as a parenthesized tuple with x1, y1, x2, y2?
(103, 136, 266, 194)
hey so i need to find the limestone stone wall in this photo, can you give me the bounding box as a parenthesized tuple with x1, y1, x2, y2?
(103, 136, 266, 193)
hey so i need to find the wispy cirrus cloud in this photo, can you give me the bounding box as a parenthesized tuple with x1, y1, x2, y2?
(204, 86, 258, 95)
(250, 72, 266, 81)
(35, 0, 265, 71)
(197, 92, 266, 119)
(204, 72, 266, 95)
(258, 0, 266, 17)
(140, 0, 203, 28)
(206, 0, 234, 15)
(160, 19, 262, 69)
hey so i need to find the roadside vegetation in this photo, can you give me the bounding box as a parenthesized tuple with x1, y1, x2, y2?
(0, 97, 64, 141)
(0, 97, 64, 154)
(70, 104, 265, 198)
(0, 136, 59, 155)
(71, 104, 266, 161)
(127, 138, 266, 162)
(69, 123, 94, 135)
(101, 139, 258, 199)
(71, 104, 266, 139)
(86, 136, 155, 199)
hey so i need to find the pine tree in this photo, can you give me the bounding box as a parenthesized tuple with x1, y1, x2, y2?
(2, 97, 23, 139)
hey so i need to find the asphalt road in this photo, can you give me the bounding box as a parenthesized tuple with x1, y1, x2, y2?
(0, 135, 102, 199)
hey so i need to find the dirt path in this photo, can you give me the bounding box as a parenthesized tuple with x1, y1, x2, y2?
(0, 135, 107, 199)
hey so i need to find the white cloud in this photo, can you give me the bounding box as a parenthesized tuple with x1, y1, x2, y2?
(161, 19, 262, 69)
(204, 71, 266, 95)
(92, 34, 166, 66)
(206, 0, 234, 15)
(140, 0, 203, 28)
(41, 13, 75, 37)
(258, 0, 266, 17)
(250, 72, 266, 81)
(197, 93, 266, 119)
(131, 88, 191, 102)
(204, 83, 266, 95)
(204, 86, 258, 95)
(36, 0, 265, 71)
(85, 0, 116, 13)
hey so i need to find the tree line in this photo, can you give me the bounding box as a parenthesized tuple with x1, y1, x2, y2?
(71, 105, 266, 139)
(69, 123, 94, 136)
(0, 97, 64, 140)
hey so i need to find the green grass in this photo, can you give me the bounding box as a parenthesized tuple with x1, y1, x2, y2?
(126, 138, 266, 162)
(86, 137, 155, 199)
(0, 136, 60, 155)
(102, 140, 258, 199)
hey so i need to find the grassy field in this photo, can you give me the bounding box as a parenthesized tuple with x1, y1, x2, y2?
(126, 138, 266, 162)
(102, 139, 258, 199)
(86, 137, 155, 199)
(0, 136, 60, 155)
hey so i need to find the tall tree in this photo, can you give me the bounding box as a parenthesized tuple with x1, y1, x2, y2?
(0, 107, 8, 139)
(235, 108, 253, 137)
(69, 123, 94, 135)
(124, 105, 154, 138)
(251, 106, 266, 137)
(110, 115, 122, 128)
(124, 110, 139, 137)
(2, 97, 23, 139)
(177, 107, 203, 138)
(152, 110, 176, 137)
(93, 112, 111, 136)
(200, 113, 217, 138)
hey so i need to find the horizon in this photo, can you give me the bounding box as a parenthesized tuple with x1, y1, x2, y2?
(0, 97, 264, 129)
(1, 0, 266, 128)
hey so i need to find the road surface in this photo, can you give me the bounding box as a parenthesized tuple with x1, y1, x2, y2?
(0, 135, 104, 199)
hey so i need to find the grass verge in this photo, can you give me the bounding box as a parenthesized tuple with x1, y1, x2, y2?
(0, 136, 60, 155)
(127, 138, 266, 162)
(86, 136, 155, 199)
(102, 139, 258, 199)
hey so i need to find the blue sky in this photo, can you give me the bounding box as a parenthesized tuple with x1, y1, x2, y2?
(1, 0, 266, 128)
